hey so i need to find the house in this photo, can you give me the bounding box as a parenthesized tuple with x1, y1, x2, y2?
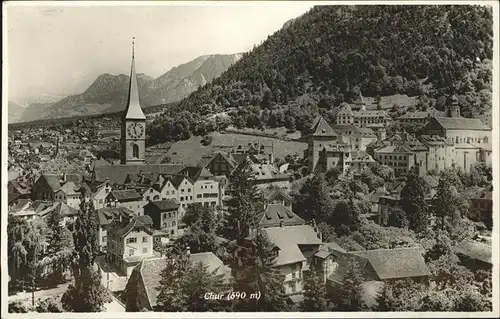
(257, 204, 305, 228)
(260, 187, 293, 210)
(239, 224, 323, 302)
(31, 174, 63, 201)
(419, 135, 455, 172)
(96, 207, 135, 252)
(312, 242, 347, 284)
(105, 189, 145, 215)
(348, 150, 376, 174)
(107, 215, 156, 277)
(374, 145, 415, 176)
(157, 174, 194, 214)
(8, 199, 33, 214)
(91, 179, 112, 209)
(125, 252, 232, 311)
(468, 186, 493, 229)
(143, 200, 182, 237)
(140, 185, 162, 203)
(38, 202, 80, 227)
(8, 180, 31, 201)
(452, 240, 492, 271)
(396, 111, 432, 125)
(179, 166, 223, 208)
(204, 152, 238, 177)
(327, 247, 430, 298)
(54, 182, 81, 209)
(31, 173, 84, 202)
(247, 163, 290, 191)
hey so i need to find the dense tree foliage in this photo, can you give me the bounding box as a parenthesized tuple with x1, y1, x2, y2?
(155, 249, 231, 312)
(61, 196, 108, 312)
(222, 160, 264, 241)
(400, 167, 430, 233)
(232, 229, 290, 312)
(301, 269, 331, 311)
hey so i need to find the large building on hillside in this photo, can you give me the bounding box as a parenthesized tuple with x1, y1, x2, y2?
(421, 96, 491, 173)
(334, 92, 389, 128)
(306, 116, 378, 174)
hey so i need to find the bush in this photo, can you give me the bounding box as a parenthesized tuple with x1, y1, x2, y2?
(201, 135, 213, 146)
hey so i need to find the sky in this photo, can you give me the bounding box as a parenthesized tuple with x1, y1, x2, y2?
(6, 2, 313, 104)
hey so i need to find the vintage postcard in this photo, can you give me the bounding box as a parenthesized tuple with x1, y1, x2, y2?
(2, 1, 499, 318)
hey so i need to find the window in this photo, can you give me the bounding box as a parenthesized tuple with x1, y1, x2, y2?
(181, 189, 185, 193)
(126, 237, 137, 244)
(197, 194, 202, 198)
(129, 249, 134, 256)
(142, 237, 148, 243)
(188, 188, 191, 193)
(132, 144, 139, 158)
(142, 247, 148, 254)
(172, 221, 176, 227)
(102, 236, 107, 242)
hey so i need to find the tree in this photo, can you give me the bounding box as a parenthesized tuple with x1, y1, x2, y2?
(335, 258, 365, 311)
(7, 216, 48, 306)
(301, 269, 330, 311)
(433, 170, 469, 230)
(400, 167, 429, 233)
(155, 249, 231, 312)
(294, 174, 335, 223)
(61, 194, 108, 312)
(45, 208, 72, 284)
(233, 229, 290, 311)
(223, 159, 263, 241)
(387, 205, 409, 229)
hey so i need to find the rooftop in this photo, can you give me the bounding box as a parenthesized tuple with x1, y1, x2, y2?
(258, 204, 305, 228)
(432, 117, 490, 131)
(452, 240, 492, 264)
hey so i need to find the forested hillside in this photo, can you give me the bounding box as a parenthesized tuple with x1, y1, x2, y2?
(146, 5, 493, 146)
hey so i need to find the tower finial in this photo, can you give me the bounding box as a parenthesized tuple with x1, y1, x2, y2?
(132, 36, 135, 58)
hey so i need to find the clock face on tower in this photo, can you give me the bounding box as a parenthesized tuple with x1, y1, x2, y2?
(127, 122, 144, 139)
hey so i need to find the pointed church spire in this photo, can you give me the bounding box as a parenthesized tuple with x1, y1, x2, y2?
(125, 36, 146, 120)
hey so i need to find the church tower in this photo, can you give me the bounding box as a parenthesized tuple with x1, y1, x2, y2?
(121, 37, 146, 165)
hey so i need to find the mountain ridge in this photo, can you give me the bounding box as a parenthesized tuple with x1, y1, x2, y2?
(18, 53, 242, 122)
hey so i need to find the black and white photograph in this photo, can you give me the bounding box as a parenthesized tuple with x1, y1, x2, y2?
(2, 1, 499, 317)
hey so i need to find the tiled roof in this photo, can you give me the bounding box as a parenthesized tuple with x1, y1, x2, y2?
(110, 189, 142, 202)
(38, 202, 79, 218)
(41, 174, 62, 192)
(96, 207, 134, 226)
(148, 199, 180, 212)
(258, 204, 305, 228)
(9, 181, 31, 195)
(263, 225, 322, 266)
(94, 163, 184, 184)
(350, 247, 430, 280)
(375, 144, 413, 154)
(260, 187, 292, 202)
(433, 117, 490, 131)
(314, 242, 346, 259)
(311, 117, 337, 137)
(9, 199, 33, 213)
(351, 150, 376, 163)
(452, 240, 491, 264)
(110, 215, 154, 239)
(419, 135, 453, 146)
(179, 166, 214, 181)
(134, 252, 232, 308)
(58, 182, 80, 195)
(397, 111, 431, 120)
(250, 164, 289, 181)
(353, 110, 387, 118)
